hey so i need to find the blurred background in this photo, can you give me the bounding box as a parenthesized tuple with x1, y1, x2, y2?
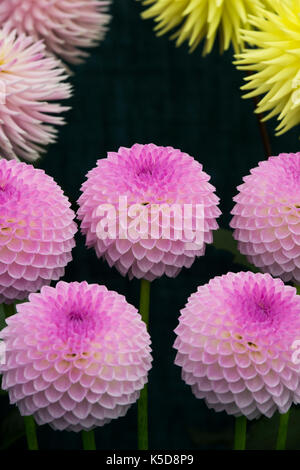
(2, 0, 300, 450)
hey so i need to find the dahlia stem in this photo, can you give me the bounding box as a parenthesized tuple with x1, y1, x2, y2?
(275, 284, 297, 450)
(246, 71, 272, 159)
(3, 304, 38, 451)
(24, 416, 38, 450)
(82, 430, 96, 450)
(234, 416, 247, 450)
(276, 411, 290, 450)
(139, 279, 151, 326)
(252, 95, 272, 159)
(138, 279, 151, 450)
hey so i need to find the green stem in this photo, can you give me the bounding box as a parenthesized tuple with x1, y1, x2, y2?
(275, 283, 299, 451)
(247, 71, 272, 159)
(253, 103, 272, 159)
(276, 411, 290, 450)
(276, 410, 290, 450)
(24, 416, 38, 450)
(138, 279, 151, 450)
(234, 416, 247, 450)
(82, 430, 96, 450)
(3, 304, 38, 450)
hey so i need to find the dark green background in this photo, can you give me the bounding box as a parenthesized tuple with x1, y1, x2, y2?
(3, 0, 300, 450)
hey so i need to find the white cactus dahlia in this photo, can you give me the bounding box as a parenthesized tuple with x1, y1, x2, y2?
(0, 26, 71, 161)
(0, 0, 112, 65)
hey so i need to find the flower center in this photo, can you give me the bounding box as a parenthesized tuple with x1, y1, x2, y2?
(68, 311, 84, 323)
(229, 286, 282, 328)
(252, 301, 271, 322)
(54, 308, 98, 347)
(241, 295, 275, 325)
(64, 310, 93, 337)
(136, 163, 156, 182)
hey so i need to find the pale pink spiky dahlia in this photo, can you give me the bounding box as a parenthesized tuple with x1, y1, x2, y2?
(0, 0, 111, 65)
(174, 271, 300, 419)
(0, 26, 71, 161)
(231, 153, 300, 283)
(0, 159, 77, 304)
(0, 281, 152, 431)
(77, 143, 221, 281)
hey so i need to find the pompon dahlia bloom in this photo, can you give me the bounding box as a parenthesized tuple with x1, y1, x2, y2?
(0, 26, 71, 161)
(174, 271, 300, 419)
(0, 159, 77, 304)
(0, 0, 111, 65)
(235, 0, 300, 136)
(77, 143, 220, 281)
(138, 0, 265, 55)
(0, 281, 152, 431)
(230, 152, 300, 283)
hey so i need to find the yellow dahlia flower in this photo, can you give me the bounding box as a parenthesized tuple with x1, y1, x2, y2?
(138, 0, 265, 55)
(236, 0, 300, 136)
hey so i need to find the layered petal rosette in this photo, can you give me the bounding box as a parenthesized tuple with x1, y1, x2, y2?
(0, 159, 77, 303)
(0, 26, 71, 161)
(0, 0, 111, 65)
(77, 143, 221, 281)
(230, 152, 300, 283)
(174, 271, 300, 419)
(0, 281, 152, 431)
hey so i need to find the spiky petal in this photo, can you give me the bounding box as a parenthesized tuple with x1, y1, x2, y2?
(0, 281, 152, 431)
(0, 159, 77, 304)
(77, 143, 221, 281)
(138, 0, 266, 55)
(0, 0, 111, 65)
(230, 152, 300, 283)
(0, 26, 71, 161)
(235, 0, 300, 136)
(174, 271, 300, 419)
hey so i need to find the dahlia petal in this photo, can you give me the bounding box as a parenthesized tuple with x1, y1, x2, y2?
(32, 391, 49, 409)
(44, 385, 64, 403)
(72, 400, 92, 420)
(47, 402, 66, 419)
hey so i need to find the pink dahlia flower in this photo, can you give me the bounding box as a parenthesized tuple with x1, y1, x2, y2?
(0, 281, 152, 431)
(77, 143, 221, 281)
(231, 153, 300, 283)
(174, 271, 300, 419)
(0, 0, 111, 65)
(0, 26, 71, 161)
(0, 159, 77, 304)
